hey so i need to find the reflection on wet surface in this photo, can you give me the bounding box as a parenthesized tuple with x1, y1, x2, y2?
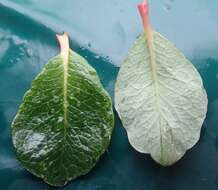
(0, 0, 218, 190)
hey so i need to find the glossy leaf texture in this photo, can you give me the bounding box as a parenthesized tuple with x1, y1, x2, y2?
(115, 1, 207, 166)
(11, 33, 114, 186)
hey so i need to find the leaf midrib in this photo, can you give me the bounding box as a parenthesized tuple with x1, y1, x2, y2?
(144, 31, 164, 163)
(63, 51, 69, 129)
(57, 33, 70, 131)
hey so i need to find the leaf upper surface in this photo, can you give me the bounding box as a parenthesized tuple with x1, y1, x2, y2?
(12, 43, 114, 186)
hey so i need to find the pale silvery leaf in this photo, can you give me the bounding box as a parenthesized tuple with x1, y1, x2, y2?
(114, 1, 208, 166)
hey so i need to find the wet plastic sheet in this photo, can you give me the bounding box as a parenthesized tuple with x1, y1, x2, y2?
(1, 0, 218, 189)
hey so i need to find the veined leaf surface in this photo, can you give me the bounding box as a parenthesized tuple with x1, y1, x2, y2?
(114, 1, 207, 166)
(12, 33, 114, 186)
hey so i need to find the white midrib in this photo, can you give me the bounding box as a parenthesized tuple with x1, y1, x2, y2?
(57, 33, 69, 129)
(145, 30, 164, 163)
(63, 51, 69, 128)
(56, 33, 69, 174)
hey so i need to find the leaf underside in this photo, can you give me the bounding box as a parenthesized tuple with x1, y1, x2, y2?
(115, 32, 207, 166)
(12, 49, 114, 186)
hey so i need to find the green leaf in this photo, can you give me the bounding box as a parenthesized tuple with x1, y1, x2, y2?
(11, 33, 114, 186)
(114, 1, 207, 166)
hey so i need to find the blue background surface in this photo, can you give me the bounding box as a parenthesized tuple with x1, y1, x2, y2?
(0, 0, 218, 189)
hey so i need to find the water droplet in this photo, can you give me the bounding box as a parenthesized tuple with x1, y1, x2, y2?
(19, 51, 25, 56)
(104, 55, 112, 63)
(113, 2, 118, 6)
(95, 55, 100, 59)
(0, 39, 9, 60)
(77, 101, 81, 107)
(81, 46, 85, 50)
(11, 35, 27, 46)
(163, 3, 171, 11)
(24, 132, 45, 152)
(37, 118, 42, 123)
(120, 9, 124, 13)
(18, 46, 24, 51)
(58, 117, 64, 123)
(26, 48, 33, 57)
(53, 95, 59, 103)
(136, 34, 141, 39)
